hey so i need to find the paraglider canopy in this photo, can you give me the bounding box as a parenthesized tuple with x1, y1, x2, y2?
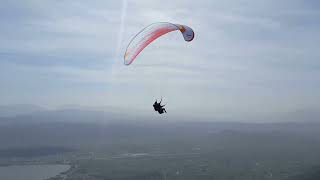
(124, 22, 194, 65)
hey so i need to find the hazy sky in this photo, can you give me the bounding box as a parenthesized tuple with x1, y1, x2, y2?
(0, 0, 319, 120)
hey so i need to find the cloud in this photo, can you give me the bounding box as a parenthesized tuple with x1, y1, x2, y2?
(0, 0, 319, 121)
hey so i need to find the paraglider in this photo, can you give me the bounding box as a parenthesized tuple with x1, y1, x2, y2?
(153, 99, 167, 114)
(124, 22, 194, 114)
(124, 22, 194, 65)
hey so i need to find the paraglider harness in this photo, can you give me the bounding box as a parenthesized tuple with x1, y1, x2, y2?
(153, 99, 167, 114)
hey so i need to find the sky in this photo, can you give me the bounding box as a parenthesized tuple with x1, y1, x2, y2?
(0, 0, 319, 120)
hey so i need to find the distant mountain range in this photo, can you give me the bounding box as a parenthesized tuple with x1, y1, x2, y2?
(0, 104, 158, 126)
(0, 104, 47, 117)
(0, 104, 319, 124)
(0, 105, 319, 150)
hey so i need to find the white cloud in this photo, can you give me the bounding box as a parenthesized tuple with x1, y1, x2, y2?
(0, 0, 319, 121)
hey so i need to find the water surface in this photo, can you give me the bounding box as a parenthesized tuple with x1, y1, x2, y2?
(0, 164, 70, 180)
